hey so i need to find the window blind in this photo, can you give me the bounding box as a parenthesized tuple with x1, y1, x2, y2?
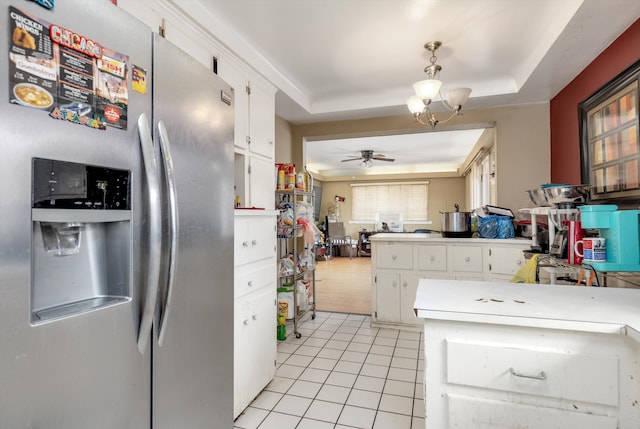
(351, 182, 429, 222)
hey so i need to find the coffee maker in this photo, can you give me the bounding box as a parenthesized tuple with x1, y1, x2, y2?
(579, 204, 640, 272)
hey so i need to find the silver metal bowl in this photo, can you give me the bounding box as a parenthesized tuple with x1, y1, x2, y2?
(543, 184, 591, 206)
(526, 189, 549, 206)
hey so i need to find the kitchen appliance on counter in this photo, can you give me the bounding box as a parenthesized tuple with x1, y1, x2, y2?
(440, 203, 473, 238)
(524, 184, 591, 254)
(579, 205, 640, 272)
(1, 2, 234, 428)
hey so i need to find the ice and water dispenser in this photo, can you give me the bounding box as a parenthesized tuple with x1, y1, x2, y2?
(31, 158, 131, 324)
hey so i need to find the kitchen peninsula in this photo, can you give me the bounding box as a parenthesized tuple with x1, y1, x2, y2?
(414, 279, 640, 428)
(370, 233, 531, 328)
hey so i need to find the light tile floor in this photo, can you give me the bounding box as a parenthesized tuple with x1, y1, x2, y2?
(234, 311, 425, 429)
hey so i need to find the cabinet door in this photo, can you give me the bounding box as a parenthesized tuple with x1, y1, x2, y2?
(376, 244, 413, 270)
(249, 156, 276, 209)
(247, 216, 276, 261)
(234, 287, 277, 418)
(246, 287, 277, 403)
(400, 273, 422, 326)
(487, 245, 526, 277)
(233, 298, 250, 418)
(375, 273, 401, 323)
(248, 81, 275, 158)
(218, 60, 249, 150)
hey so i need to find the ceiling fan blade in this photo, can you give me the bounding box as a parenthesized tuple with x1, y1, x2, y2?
(341, 158, 362, 162)
(372, 156, 395, 162)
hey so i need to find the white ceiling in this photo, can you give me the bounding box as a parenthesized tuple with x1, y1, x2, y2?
(174, 0, 640, 177)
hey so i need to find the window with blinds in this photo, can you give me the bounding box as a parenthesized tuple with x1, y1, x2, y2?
(351, 182, 429, 222)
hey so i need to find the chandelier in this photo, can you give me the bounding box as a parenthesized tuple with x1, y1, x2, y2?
(406, 41, 472, 128)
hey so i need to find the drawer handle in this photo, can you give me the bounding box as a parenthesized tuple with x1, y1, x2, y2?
(465, 256, 470, 262)
(430, 256, 435, 261)
(509, 367, 546, 381)
(247, 280, 253, 287)
(251, 240, 257, 246)
(252, 314, 257, 320)
(243, 319, 250, 326)
(242, 241, 249, 247)
(392, 281, 397, 287)
(392, 254, 397, 261)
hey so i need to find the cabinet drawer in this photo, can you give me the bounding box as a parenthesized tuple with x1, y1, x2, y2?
(447, 394, 617, 429)
(235, 217, 276, 266)
(235, 262, 275, 298)
(376, 244, 413, 269)
(417, 245, 447, 271)
(446, 340, 619, 406)
(451, 245, 482, 272)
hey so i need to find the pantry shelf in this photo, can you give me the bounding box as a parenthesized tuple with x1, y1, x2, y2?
(276, 189, 317, 339)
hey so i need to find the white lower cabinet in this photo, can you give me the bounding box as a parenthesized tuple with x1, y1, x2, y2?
(485, 243, 528, 281)
(235, 286, 276, 417)
(374, 272, 422, 326)
(234, 211, 277, 418)
(371, 235, 531, 328)
(424, 319, 639, 428)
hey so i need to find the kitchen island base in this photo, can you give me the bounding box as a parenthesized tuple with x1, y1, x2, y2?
(415, 279, 640, 428)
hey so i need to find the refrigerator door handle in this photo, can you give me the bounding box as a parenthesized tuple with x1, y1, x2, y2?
(136, 113, 163, 354)
(156, 120, 179, 346)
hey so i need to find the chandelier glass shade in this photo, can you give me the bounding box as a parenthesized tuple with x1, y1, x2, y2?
(407, 41, 471, 128)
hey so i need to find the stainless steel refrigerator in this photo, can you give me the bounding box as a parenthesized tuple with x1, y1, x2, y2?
(0, 1, 234, 428)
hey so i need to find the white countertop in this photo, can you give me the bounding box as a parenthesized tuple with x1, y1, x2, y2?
(370, 232, 531, 245)
(414, 279, 640, 340)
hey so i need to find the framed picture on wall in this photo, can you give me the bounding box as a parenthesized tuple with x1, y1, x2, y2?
(579, 59, 640, 202)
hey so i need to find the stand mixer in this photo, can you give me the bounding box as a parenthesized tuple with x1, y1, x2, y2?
(525, 185, 591, 256)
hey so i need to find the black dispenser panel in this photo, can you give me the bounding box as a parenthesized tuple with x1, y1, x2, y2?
(32, 158, 130, 210)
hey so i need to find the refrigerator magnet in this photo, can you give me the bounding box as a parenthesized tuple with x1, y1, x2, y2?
(132, 65, 147, 95)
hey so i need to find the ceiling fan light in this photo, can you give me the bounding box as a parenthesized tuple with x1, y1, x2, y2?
(445, 87, 472, 108)
(413, 79, 442, 101)
(406, 95, 425, 114)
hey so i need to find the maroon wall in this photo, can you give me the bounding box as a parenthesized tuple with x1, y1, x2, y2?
(550, 19, 640, 184)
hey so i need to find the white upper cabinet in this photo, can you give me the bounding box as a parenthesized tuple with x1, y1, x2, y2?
(248, 80, 275, 158)
(218, 59, 251, 151)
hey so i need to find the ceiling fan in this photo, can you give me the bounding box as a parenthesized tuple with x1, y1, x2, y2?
(341, 150, 395, 165)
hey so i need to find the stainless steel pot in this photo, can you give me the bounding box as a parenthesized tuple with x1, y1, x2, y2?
(440, 203, 472, 238)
